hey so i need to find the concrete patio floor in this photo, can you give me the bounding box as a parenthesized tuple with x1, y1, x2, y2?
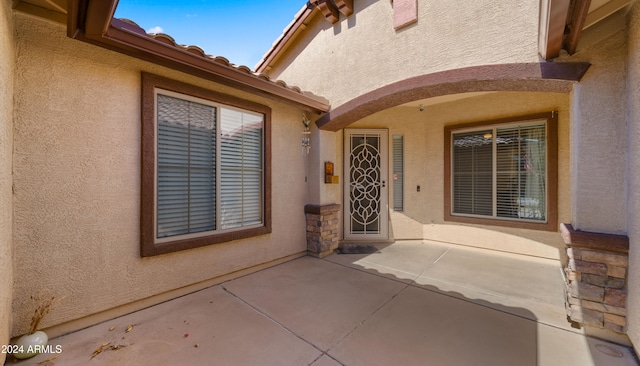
(7, 241, 639, 365)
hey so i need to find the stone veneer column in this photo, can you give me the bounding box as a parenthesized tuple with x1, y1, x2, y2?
(304, 204, 341, 258)
(561, 224, 629, 333)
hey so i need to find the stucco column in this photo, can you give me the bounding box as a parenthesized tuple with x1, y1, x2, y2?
(563, 29, 630, 338)
(306, 123, 341, 205)
(304, 122, 342, 256)
(625, 1, 640, 351)
(569, 44, 627, 235)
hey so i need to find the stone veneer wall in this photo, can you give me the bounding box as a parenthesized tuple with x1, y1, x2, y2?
(305, 204, 340, 258)
(562, 224, 629, 333)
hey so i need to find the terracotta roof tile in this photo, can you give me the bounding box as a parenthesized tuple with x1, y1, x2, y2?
(113, 18, 328, 111)
(255, 4, 316, 73)
(256, 1, 354, 73)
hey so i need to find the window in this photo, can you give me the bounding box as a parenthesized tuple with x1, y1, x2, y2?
(392, 135, 404, 211)
(393, 0, 418, 30)
(141, 73, 271, 256)
(444, 112, 557, 231)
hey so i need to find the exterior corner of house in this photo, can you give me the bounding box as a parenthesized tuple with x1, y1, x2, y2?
(0, 0, 15, 361)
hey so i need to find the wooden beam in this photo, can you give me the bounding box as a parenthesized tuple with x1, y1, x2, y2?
(67, 0, 117, 38)
(539, 0, 571, 60)
(563, 0, 592, 55)
(66, 0, 83, 37)
(315, 0, 340, 24)
(334, 0, 354, 16)
(84, 0, 118, 37)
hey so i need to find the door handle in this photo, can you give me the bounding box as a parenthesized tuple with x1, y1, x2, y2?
(382, 180, 386, 188)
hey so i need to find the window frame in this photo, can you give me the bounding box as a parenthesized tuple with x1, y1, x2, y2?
(444, 112, 558, 232)
(141, 73, 271, 257)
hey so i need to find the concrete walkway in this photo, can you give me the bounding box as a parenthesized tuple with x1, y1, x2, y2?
(9, 241, 639, 365)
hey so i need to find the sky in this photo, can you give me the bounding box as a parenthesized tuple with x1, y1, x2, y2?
(114, 0, 307, 69)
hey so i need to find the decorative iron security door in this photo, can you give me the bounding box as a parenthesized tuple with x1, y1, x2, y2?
(344, 129, 389, 240)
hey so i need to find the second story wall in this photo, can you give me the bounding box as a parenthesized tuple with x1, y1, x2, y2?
(266, 0, 541, 107)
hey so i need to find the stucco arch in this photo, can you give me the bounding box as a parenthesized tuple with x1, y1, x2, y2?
(316, 62, 590, 131)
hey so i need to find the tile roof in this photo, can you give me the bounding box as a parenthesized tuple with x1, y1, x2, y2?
(115, 18, 327, 106)
(255, 1, 354, 73)
(255, 3, 316, 73)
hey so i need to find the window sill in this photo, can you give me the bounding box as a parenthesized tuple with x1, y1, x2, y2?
(141, 225, 271, 257)
(444, 213, 557, 232)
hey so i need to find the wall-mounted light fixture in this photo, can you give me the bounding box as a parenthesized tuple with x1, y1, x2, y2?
(302, 113, 311, 154)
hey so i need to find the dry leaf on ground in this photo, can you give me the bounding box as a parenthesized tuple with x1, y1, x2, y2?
(90, 341, 128, 359)
(91, 342, 111, 359)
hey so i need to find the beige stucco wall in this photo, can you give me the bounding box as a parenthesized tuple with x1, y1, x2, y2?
(0, 0, 14, 362)
(11, 13, 309, 336)
(553, 4, 634, 349)
(267, 0, 540, 107)
(307, 127, 341, 205)
(561, 16, 628, 235)
(346, 92, 570, 259)
(625, 0, 640, 353)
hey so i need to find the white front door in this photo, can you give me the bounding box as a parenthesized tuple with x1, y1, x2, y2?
(344, 129, 389, 240)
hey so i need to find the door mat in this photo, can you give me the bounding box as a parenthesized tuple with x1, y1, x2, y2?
(336, 245, 380, 254)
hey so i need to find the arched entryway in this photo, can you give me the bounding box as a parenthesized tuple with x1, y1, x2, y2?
(309, 62, 591, 258)
(316, 62, 590, 131)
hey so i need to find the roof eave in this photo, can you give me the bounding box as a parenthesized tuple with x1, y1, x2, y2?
(538, 0, 593, 60)
(538, 0, 571, 60)
(67, 0, 330, 113)
(255, 3, 318, 74)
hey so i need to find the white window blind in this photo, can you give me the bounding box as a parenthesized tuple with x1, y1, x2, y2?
(496, 124, 546, 220)
(220, 108, 263, 229)
(452, 130, 493, 216)
(155, 93, 263, 240)
(452, 122, 546, 222)
(157, 94, 216, 238)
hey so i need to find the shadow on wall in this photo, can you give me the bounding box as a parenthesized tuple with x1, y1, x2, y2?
(388, 211, 565, 260)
